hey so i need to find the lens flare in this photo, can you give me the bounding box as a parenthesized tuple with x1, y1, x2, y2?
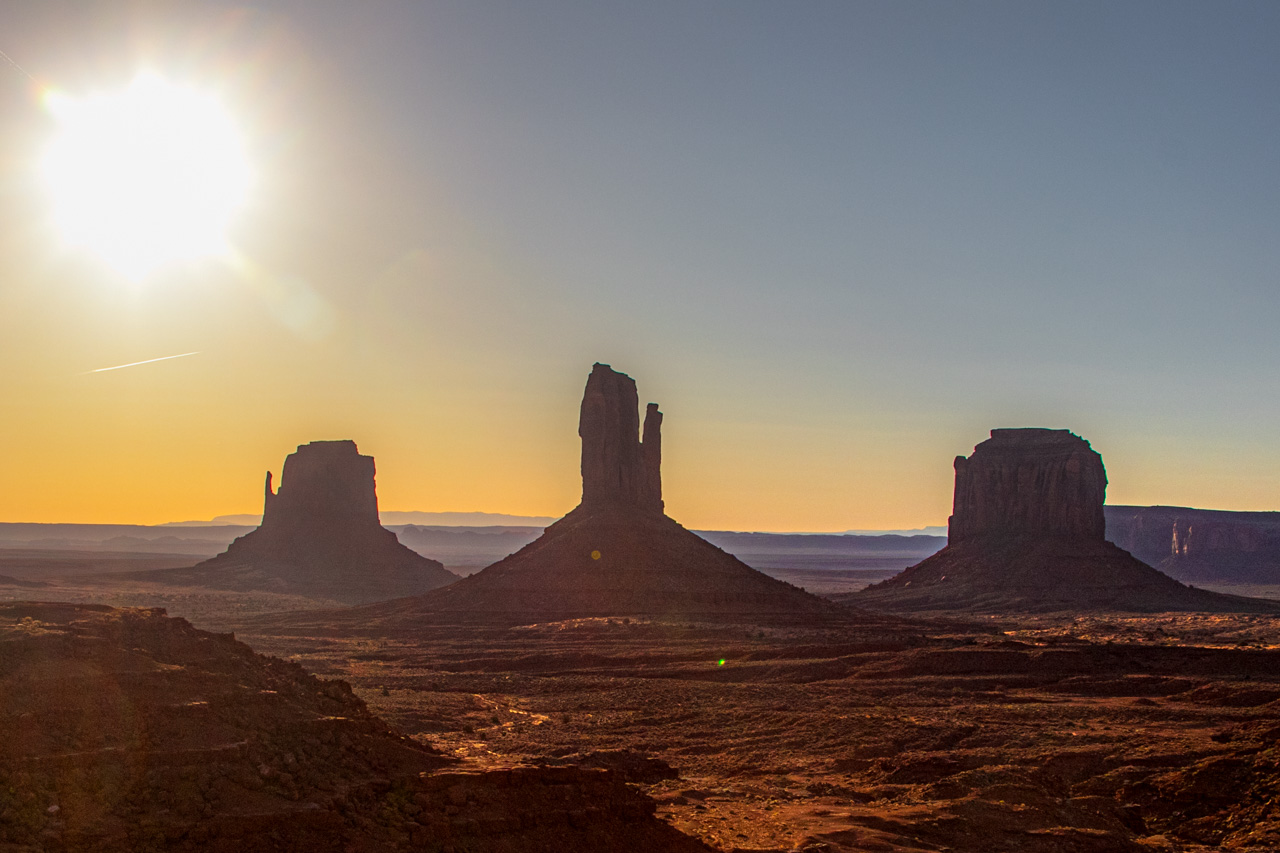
(40, 73, 253, 280)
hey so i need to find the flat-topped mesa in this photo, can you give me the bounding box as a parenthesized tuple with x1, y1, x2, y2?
(579, 363, 663, 513)
(166, 439, 457, 604)
(262, 439, 379, 529)
(853, 427, 1280, 613)
(949, 428, 1107, 544)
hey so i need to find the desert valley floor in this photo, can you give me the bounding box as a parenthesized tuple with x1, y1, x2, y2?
(6, 560, 1280, 853)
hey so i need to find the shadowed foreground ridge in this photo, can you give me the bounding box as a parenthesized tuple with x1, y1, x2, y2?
(356, 364, 832, 620)
(853, 428, 1280, 613)
(142, 441, 457, 604)
(0, 602, 712, 852)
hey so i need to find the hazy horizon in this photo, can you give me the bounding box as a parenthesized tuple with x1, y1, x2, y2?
(2, 2, 1277, 530)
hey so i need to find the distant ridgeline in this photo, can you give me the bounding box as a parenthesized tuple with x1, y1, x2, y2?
(2, 511, 1280, 588)
(1106, 506, 1280, 585)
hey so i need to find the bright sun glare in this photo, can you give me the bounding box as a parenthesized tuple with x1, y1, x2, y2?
(41, 73, 252, 280)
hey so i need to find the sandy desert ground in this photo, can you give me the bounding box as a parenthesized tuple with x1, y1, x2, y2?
(6, 551, 1280, 852)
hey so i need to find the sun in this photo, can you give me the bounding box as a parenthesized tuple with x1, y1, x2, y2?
(40, 73, 253, 280)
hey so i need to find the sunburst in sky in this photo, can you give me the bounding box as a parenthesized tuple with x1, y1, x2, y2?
(0, 2, 1278, 529)
(40, 72, 252, 280)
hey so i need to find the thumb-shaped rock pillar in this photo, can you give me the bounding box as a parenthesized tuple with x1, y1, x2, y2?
(579, 363, 663, 513)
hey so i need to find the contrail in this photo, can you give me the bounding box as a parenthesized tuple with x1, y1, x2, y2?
(87, 351, 200, 374)
(0, 47, 36, 83)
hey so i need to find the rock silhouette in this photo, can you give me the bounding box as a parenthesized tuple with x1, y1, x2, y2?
(579, 363, 663, 513)
(355, 364, 831, 619)
(949, 428, 1106, 542)
(853, 428, 1280, 613)
(142, 441, 457, 604)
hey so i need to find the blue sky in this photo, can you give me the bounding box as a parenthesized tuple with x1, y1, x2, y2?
(1, 1, 1277, 528)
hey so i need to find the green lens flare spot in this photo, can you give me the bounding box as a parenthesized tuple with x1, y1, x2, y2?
(717, 659, 727, 666)
(590, 550, 601, 560)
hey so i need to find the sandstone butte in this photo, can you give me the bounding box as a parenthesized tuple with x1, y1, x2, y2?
(852, 428, 1280, 613)
(354, 363, 834, 620)
(0, 602, 711, 852)
(141, 440, 458, 605)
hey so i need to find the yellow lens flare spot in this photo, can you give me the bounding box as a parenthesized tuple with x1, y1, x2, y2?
(40, 73, 253, 280)
(590, 550, 602, 561)
(717, 659, 727, 666)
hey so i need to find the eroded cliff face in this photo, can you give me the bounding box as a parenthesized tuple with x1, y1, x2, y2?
(1172, 519, 1269, 557)
(579, 363, 663, 514)
(949, 428, 1107, 543)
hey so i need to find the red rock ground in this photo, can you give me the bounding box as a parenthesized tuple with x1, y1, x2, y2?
(0, 602, 711, 852)
(235, 610, 1280, 853)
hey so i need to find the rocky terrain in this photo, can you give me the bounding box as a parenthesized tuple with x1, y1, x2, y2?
(0, 602, 711, 852)
(854, 429, 1280, 613)
(6, 411, 1280, 852)
(233, 607, 1280, 853)
(123, 441, 458, 605)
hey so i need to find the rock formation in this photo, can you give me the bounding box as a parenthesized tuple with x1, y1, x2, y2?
(143, 441, 458, 604)
(0, 602, 711, 852)
(1106, 505, 1280, 585)
(949, 428, 1106, 543)
(579, 363, 663, 513)
(346, 364, 832, 620)
(853, 428, 1280, 613)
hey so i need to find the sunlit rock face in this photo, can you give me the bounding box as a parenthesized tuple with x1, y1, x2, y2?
(579, 363, 663, 513)
(948, 428, 1107, 543)
(171, 441, 457, 604)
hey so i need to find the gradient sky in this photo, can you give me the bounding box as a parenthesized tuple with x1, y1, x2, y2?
(0, 1, 1277, 530)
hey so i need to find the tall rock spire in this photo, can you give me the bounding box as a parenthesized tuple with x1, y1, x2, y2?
(578, 363, 663, 513)
(364, 363, 832, 617)
(641, 402, 663, 513)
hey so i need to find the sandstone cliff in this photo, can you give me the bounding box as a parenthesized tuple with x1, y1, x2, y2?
(949, 428, 1106, 542)
(1106, 505, 1280, 585)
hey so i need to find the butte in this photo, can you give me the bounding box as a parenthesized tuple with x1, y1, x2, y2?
(361, 363, 832, 619)
(852, 428, 1280, 613)
(148, 440, 458, 605)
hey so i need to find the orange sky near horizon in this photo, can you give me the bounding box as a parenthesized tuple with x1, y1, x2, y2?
(3, 342, 1277, 532)
(2, 4, 1278, 532)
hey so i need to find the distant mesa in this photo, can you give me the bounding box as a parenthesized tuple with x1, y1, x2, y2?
(1107, 505, 1280, 585)
(139, 440, 458, 604)
(851, 428, 1280, 613)
(351, 363, 833, 619)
